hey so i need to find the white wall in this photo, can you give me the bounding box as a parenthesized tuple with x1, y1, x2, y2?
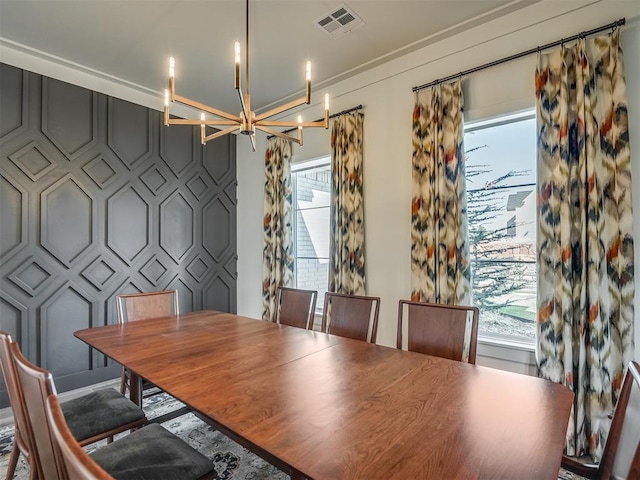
(237, 0, 640, 370)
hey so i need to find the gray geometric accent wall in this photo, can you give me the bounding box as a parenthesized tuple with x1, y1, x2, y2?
(0, 63, 237, 408)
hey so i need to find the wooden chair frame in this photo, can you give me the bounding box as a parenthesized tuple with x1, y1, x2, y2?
(6, 338, 147, 480)
(276, 287, 317, 330)
(561, 361, 640, 479)
(0, 332, 34, 480)
(115, 290, 178, 399)
(397, 300, 479, 364)
(45, 395, 112, 480)
(321, 292, 380, 343)
(115, 289, 179, 324)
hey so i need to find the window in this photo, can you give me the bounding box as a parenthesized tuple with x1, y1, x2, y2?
(464, 111, 537, 342)
(292, 157, 331, 311)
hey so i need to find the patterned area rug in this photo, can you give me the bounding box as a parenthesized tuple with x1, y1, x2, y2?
(0, 391, 289, 479)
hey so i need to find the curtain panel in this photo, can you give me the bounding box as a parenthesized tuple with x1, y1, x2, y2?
(262, 137, 294, 321)
(411, 80, 470, 305)
(329, 112, 366, 295)
(536, 30, 634, 460)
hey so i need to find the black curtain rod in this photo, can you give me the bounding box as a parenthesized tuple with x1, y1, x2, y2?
(267, 105, 364, 139)
(329, 104, 364, 119)
(412, 18, 625, 93)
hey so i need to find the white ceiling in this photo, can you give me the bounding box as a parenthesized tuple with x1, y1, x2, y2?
(0, 0, 537, 116)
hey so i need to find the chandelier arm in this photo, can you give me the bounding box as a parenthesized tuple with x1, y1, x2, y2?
(254, 96, 310, 123)
(173, 94, 240, 122)
(168, 118, 239, 126)
(202, 125, 240, 144)
(257, 119, 327, 128)
(255, 125, 302, 145)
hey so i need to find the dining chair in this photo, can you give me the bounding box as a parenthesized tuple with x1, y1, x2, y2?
(396, 300, 479, 364)
(276, 286, 317, 330)
(561, 360, 640, 480)
(0, 332, 34, 480)
(321, 292, 380, 343)
(0, 331, 147, 480)
(45, 395, 216, 480)
(116, 289, 178, 397)
(10, 340, 215, 480)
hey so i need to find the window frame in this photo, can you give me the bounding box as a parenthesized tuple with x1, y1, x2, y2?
(464, 109, 537, 347)
(291, 156, 332, 314)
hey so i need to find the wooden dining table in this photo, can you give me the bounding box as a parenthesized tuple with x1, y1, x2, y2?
(75, 310, 573, 480)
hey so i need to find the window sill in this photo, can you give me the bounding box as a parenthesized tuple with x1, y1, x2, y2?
(477, 335, 537, 375)
(478, 334, 535, 352)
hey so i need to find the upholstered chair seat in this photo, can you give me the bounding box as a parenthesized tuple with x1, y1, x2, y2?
(60, 388, 146, 443)
(89, 423, 214, 479)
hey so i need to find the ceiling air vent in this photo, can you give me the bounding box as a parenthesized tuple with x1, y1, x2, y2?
(315, 4, 365, 38)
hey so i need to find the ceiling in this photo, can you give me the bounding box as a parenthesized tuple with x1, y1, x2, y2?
(0, 0, 536, 116)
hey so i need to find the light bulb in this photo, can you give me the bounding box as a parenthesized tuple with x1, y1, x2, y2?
(306, 61, 311, 82)
(324, 93, 330, 111)
(201, 112, 205, 122)
(235, 42, 241, 65)
(169, 57, 175, 78)
(164, 89, 169, 107)
(298, 115, 303, 129)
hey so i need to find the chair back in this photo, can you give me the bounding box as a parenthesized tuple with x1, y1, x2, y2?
(116, 289, 179, 323)
(601, 361, 640, 479)
(321, 292, 380, 343)
(397, 300, 479, 364)
(276, 287, 317, 329)
(0, 332, 34, 465)
(10, 341, 61, 480)
(45, 395, 112, 480)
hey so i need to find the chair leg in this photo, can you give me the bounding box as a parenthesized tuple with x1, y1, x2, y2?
(119, 368, 127, 395)
(6, 442, 19, 480)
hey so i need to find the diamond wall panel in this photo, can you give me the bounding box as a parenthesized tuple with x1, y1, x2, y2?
(204, 135, 234, 185)
(42, 77, 97, 160)
(0, 64, 27, 140)
(83, 155, 119, 189)
(160, 122, 195, 178)
(108, 97, 152, 169)
(167, 275, 195, 313)
(8, 257, 55, 297)
(141, 164, 170, 196)
(41, 174, 96, 267)
(107, 184, 150, 266)
(0, 173, 27, 261)
(140, 254, 170, 287)
(81, 255, 119, 291)
(203, 196, 233, 262)
(160, 189, 195, 263)
(0, 63, 236, 408)
(9, 141, 57, 181)
(0, 292, 27, 346)
(40, 282, 96, 376)
(203, 275, 233, 313)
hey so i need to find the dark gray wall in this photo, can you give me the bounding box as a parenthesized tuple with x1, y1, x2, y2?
(0, 63, 237, 408)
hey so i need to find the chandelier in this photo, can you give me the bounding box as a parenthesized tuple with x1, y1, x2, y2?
(163, 0, 329, 151)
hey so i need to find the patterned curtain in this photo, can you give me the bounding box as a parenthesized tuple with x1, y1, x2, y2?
(536, 30, 634, 461)
(329, 112, 366, 295)
(262, 137, 294, 321)
(411, 80, 470, 304)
